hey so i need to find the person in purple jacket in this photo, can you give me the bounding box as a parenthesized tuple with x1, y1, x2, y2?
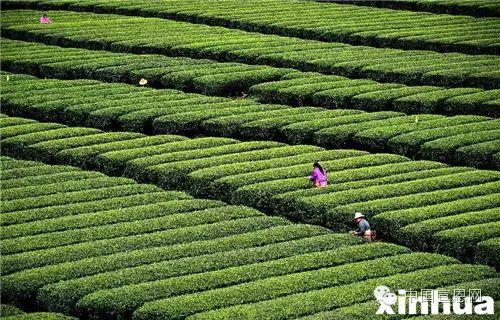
(309, 162, 328, 187)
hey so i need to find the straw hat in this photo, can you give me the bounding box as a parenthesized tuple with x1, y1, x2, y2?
(138, 78, 148, 86)
(354, 212, 365, 220)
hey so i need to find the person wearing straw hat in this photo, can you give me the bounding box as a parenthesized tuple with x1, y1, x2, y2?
(352, 212, 373, 241)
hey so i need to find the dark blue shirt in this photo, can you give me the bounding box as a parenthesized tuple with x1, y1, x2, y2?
(357, 219, 370, 234)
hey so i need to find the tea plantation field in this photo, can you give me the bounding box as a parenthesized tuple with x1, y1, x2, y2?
(1, 0, 499, 319)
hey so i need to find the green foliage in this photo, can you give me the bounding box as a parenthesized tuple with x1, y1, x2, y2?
(399, 208, 500, 251)
(2, 9, 498, 89)
(2, 199, 219, 239)
(282, 111, 404, 144)
(0, 305, 25, 317)
(2, 313, 77, 320)
(181, 264, 495, 320)
(433, 221, 500, 262)
(388, 119, 500, 157)
(45, 234, 365, 315)
(56, 135, 186, 169)
(1, 38, 294, 96)
(1, 215, 289, 274)
(96, 137, 239, 176)
(4, 224, 326, 306)
(419, 129, 500, 165)
(373, 193, 500, 239)
(475, 238, 500, 269)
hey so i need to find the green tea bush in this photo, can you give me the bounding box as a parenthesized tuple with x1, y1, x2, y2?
(4, 224, 326, 305)
(1, 216, 289, 275)
(44, 235, 367, 315)
(55, 135, 186, 169)
(76, 243, 405, 319)
(1, 171, 104, 189)
(419, 129, 500, 165)
(433, 221, 500, 262)
(95, 137, 238, 176)
(133, 253, 459, 320)
(475, 238, 500, 269)
(314, 114, 442, 148)
(2, 199, 216, 239)
(282, 111, 404, 144)
(398, 208, 500, 251)
(1, 191, 183, 226)
(456, 140, 500, 169)
(373, 193, 500, 239)
(1, 184, 161, 214)
(181, 264, 495, 320)
(388, 119, 500, 157)
(353, 115, 490, 152)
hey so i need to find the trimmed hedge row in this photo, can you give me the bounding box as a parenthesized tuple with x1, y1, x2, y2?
(270, 166, 470, 214)
(1, 38, 295, 96)
(1, 191, 183, 226)
(3, 75, 498, 169)
(96, 137, 240, 176)
(1, 138, 498, 317)
(55, 135, 186, 169)
(135, 264, 495, 320)
(1, 176, 136, 201)
(433, 221, 500, 262)
(2, 1, 499, 55)
(456, 139, 500, 169)
(299, 277, 500, 319)
(1, 198, 225, 238)
(73, 243, 407, 319)
(1, 305, 25, 317)
(275, 170, 500, 227)
(352, 115, 491, 150)
(251, 75, 499, 116)
(38, 233, 362, 312)
(3, 115, 498, 258)
(1, 205, 264, 254)
(1, 183, 161, 214)
(419, 129, 500, 164)
(475, 237, 500, 269)
(4, 224, 328, 306)
(373, 193, 500, 237)
(2, 215, 289, 274)
(3, 313, 77, 320)
(397, 207, 500, 251)
(324, 181, 500, 232)
(388, 119, 500, 157)
(2, 40, 499, 119)
(2, 114, 499, 271)
(312, 0, 500, 17)
(1, 164, 81, 180)
(2, 10, 499, 89)
(133, 253, 457, 320)
(1, 171, 105, 189)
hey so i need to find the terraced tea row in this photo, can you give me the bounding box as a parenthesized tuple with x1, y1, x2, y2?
(3, 0, 500, 54)
(0, 38, 296, 96)
(313, 0, 500, 17)
(2, 9, 499, 89)
(251, 72, 500, 117)
(1, 156, 498, 319)
(3, 38, 500, 118)
(1, 157, 498, 319)
(0, 304, 77, 320)
(2, 114, 499, 269)
(3, 74, 499, 169)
